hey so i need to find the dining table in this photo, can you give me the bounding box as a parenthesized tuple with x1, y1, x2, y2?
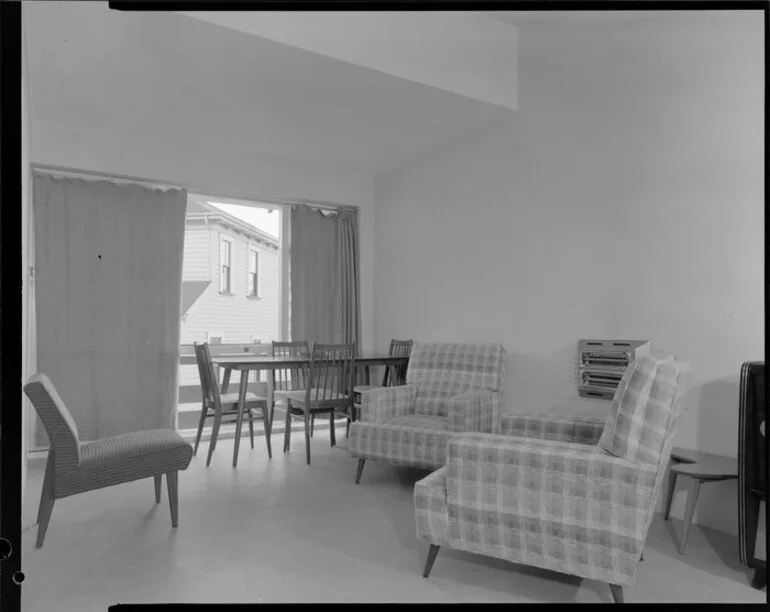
(211, 352, 410, 440)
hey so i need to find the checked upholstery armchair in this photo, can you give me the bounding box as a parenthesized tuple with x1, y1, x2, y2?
(348, 342, 506, 483)
(414, 353, 690, 603)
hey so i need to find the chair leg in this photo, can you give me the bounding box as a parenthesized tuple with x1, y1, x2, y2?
(310, 413, 315, 437)
(679, 478, 702, 555)
(232, 384, 248, 469)
(207, 411, 222, 467)
(304, 411, 312, 465)
(154, 475, 162, 503)
(330, 411, 337, 447)
(248, 409, 255, 449)
(284, 403, 292, 453)
(261, 404, 272, 459)
(355, 459, 366, 484)
(423, 544, 440, 578)
(609, 584, 624, 603)
(664, 471, 678, 520)
(166, 471, 179, 528)
(193, 403, 208, 456)
(36, 454, 56, 549)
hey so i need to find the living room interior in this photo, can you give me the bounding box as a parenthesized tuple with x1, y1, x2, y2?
(17, 3, 765, 607)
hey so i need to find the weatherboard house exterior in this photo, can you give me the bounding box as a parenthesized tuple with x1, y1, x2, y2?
(181, 199, 280, 347)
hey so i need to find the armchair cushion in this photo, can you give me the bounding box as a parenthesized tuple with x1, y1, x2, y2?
(348, 415, 449, 469)
(499, 413, 606, 444)
(61, 428, 192, 498)
(360, 384, 418, 422)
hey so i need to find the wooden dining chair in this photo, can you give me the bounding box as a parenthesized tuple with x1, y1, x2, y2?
(352, 339, 413, 434)
(282, 343, 356, 465)
(271, 340, 310, 432)
(193, 342, 271, 467)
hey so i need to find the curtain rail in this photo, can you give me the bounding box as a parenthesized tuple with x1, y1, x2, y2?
(30, 163, 349, 212)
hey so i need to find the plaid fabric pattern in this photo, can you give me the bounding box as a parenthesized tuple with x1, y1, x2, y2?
(24, 374, 193, 499)
(408, 343, 506, 417)
(500, 413, 606, 444)
(447, 391, 502, 433)
(414, 355, 691, 588)
(360, 385, 418, 422)
(348, 418, 450, 469)
(440, 434, 655, 586)
(599, 355, 685, 465)
(415, 466, 450, 545)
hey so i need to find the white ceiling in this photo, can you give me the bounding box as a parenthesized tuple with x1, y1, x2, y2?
(24, 2, 517, 175)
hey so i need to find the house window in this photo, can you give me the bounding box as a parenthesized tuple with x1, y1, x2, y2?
(248, 248, 260, 297)
(220, 237, 232, 294)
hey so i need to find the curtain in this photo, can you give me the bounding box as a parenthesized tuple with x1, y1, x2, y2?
(290, 205, 361, 353)
(33, 173, 187, 443)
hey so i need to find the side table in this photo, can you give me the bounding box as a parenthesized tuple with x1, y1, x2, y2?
(664, 447, 738, 555)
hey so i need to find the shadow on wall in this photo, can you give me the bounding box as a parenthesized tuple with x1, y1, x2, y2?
(662, 376, 742, 537)
(505, 342, 609, 419)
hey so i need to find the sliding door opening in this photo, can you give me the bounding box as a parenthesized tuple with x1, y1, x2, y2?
(176, 193, 289, 438)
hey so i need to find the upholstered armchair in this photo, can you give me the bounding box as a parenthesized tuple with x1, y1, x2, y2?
(348, 342, 506, 483)
(414, 353, 690, 603)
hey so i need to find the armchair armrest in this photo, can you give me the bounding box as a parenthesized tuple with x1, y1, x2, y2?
(446, 391, 503, 433)
(446, 433, 657, 546)
(360, 384, 418, 422)
(499, 413, 606, 445)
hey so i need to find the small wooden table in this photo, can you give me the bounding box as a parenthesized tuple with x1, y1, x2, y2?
(664, 447, 738, 554)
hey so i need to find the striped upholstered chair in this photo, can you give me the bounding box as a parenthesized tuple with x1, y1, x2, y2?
(24, 374, 193, 549)
(414, 353, 690, 603)
(348, 342, 506, 484)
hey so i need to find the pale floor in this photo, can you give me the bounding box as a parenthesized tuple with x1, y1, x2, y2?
(20, 429, 767, 609)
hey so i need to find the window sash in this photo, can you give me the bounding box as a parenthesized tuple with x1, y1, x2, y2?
(221, 238, 232, 293)
(248, 248, 259, 297)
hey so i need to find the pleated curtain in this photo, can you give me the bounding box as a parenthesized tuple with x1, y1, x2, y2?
(289, 204, 361, 353)
(32, 172, 187, 444)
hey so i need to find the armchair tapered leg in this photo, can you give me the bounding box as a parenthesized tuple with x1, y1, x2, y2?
(330, 411, 337, 447)
(36, 454, 56, 549)
(423, 544, 440, 578)
(664, 471, 678, 520)
(261, 404, 272, 458)
(310, 413, 315, 437)
(355, 459, 366, 484)
(193, 403, 208, 456)
(166, 471, 179, 528)
(154, 475, 162, 503)
(609, 584, 624, 603)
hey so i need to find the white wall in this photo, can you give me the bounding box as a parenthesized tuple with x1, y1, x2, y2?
(29, 119, 376, 355)
(373, 11, 764, 535)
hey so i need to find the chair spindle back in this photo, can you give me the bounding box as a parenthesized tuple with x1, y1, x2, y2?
(272, 341, 310, 392)
(308, 343, 356, 402)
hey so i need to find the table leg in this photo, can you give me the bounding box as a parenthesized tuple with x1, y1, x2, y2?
(233, 371, 248, 468)
(664, 471, 679, 520)
(221, 368, 232, 394)
(679, 477, 702, 555)
(265, 367, 274, 435)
